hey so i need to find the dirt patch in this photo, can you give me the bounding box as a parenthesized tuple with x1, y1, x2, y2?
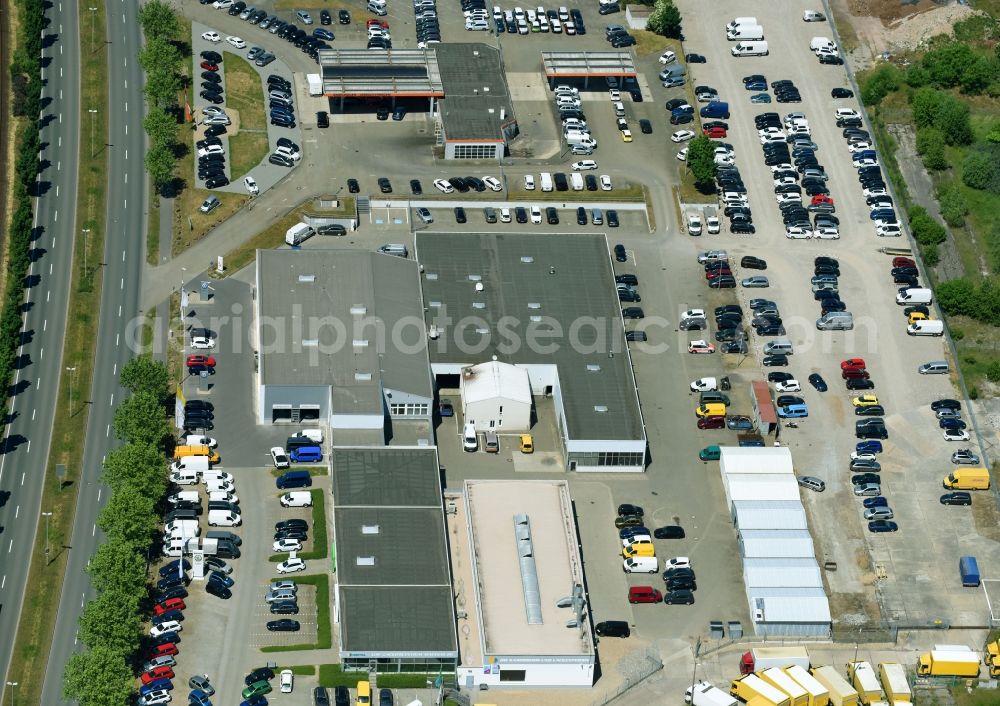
(972, 489, 1000, 542)
(837, 0, 980, 60)
(829, 590, 880, 624)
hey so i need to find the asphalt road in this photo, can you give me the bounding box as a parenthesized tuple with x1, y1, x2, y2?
(0, 0, 82, 697)
(38, 0, 147, 701)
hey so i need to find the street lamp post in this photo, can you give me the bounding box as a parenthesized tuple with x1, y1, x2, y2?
(5, 682, 17, 706)
(88, 109, 98, 157)
(82, 228, 91, 275)
(65, 367, 77, 417)
(89, 7, 98, 51)
(42, 512, 53, 564)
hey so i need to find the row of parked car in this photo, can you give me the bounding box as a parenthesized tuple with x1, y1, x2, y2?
(482, 5, 588, 35)
(209, 0, 337, 61)
(413, 0, 441, 46)
(554, 85, 598, 153)
(614, 505, 694, 605)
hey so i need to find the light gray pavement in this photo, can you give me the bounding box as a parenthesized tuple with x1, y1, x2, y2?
(191, 19, 303, 195)
(674, 0, 1000, 629)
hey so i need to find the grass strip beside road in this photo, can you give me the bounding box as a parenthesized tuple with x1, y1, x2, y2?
(261, 573, 331, 652)
(5, 2, 110, 703)
(223, 52, 268, 180)
(147, 183, 161, 265)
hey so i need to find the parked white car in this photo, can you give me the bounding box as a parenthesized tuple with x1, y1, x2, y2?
(276, 557, 307, 574)
(483, 175, 502, 191)
(191, 336, 215, 349)
(775, 380, 801, 392)
(273, 538, 303, 553)
(150, 621, 182, 637)
(600, 174, 612, 190)
(201, 31, 222, 42)
(523, 174, 535, 190)
(433, 178, 454, 193)
(226, 35, 246, 48)
(572, 160, 597, 171)
(243, 175, 259, 196)
(671, 130, 696, 143)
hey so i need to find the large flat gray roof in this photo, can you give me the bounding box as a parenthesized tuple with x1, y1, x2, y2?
(415, 232, 644, 441)
(332, 448, 457, 656)
(436, 43, 513, 142)
(256, 250, 433, 407)
(317, 48, 444, 96)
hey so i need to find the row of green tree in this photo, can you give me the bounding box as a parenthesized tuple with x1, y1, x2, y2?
(63, 357, 173, 706)
(0, 0, 46, 412)
(936, 277, 1000, 328)
(138, 1, 184, 194)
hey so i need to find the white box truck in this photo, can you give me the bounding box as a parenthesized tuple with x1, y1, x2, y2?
(164, 520, 200, 536)
(686, 681, 738, 706)
(306, 73, 322, 96)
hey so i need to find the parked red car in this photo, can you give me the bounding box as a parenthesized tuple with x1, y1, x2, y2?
(141, 666, 175, 684)
(841, 358, 866, 371)
(154, 598, 186, 615)
(842, 368, 870, 380)
(706, 268, 732, 279)
(703, 126, 727, 138)
(628, 586, 663, 603)
(367, 18, 388, 28)
(186, 355, 216, 368)
(811, 194, 834, 206)
(697, 416, 725, 430)
(146, 643, 179, 660)
(200, 61, 219, 71)
(892, 257, 916, 268)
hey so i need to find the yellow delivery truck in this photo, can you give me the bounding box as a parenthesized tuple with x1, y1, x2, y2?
(731, 674, 791, 706)
(877, 663, 911, 704)
(810, 666, 859, 706)
(761, 667, 808, 706)
(916, 646, 981, 677)
(942, 467, 990, 490)
(847, 662, 883, 705)
(785, 665, 830, 706)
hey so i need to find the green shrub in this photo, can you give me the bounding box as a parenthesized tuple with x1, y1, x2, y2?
(951, 326, 965, 341)
(938, 184, 968, 227)
(318, 664, 363, 688)
(987, 361, 1000, 383)
(970, 386, 979, 400)
(915, 127, 948, 170)
(921, 242, 940, 266)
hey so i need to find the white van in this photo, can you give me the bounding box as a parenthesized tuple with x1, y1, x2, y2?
(202, 471, 234, 484)
(810, 36, 837, 52)
(169, 469, 199, 486)
(727, 24, 763, 40)
(285, 223, 315, 246)
(377, 243, 408, 257)
(803, 10, 825, 21)
(168, 491, 200, 504)
(164, 520, 200, 536)
(208, 510, 241, 527)
(764, 339, 793, 356)
(895, 287, 932, 305)
(816, 311, 854, 331)
(463, 422, 478, 452)
(725, 16, 757, 30)
(731, 41, 768, 56)
(205, 477, 235, 493)
(908, 320, 944, 336)
(570, 173, 584, 190)
(171, 456, 210, 473)
(540, 172, 553, 192)
(623, 556, 658, 573)
(298, 428, 323, 443)
(280, 491, 314, 507)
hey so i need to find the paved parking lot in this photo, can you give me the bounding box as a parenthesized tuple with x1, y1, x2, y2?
(673, 0, 1000, 626)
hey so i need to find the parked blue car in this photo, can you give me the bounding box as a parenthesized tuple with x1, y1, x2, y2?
(140, 679, 173, 696)
(289, 445, 322, 462)
(189, 689, 213, 706)
(863, 496, 888, 509)
(856, 440, 883, 454)
(777, 403, 809, 419)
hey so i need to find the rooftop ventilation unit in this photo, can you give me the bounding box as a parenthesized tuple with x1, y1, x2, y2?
(425, 273, 438, 280)
(594, 405, 608, 413)
(298, 275, 316, 283)
(361, 525, 380, 535)
(513, 514, 543, 625)
(350, 306, 367, 315)
(356, 556, 376, 566)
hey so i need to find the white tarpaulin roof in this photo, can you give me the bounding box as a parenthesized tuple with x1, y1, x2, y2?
(749, 587, 832, 623)
(739, 529, 815, 558)
(744, 558, 824, 588)
(462, 361, 531, 405)
(720, 446, 793, 475)
(732, 500, 808, 530)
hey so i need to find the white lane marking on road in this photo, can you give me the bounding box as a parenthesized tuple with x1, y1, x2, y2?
(106, 424, 111, 437)
(125, 102, 128, 112)
(57, 161, 61, 170)
(53, 210, 58, 222)
(59, 89, 63, 100)
(34, 379, 38, 391)
(55, 185, 59, 197)
(31, 409, 36, 421)
(39, 347, 43, 360)
(113, 364, 116, 376)
(7, 541, 11, 554)
(1, 576, 5, 590)
(97, 488, 102, 502)
(81, 593, 85, 607)
(43, 319, 47, 331)
(116, 334, 120, 346)
(60, 67, 63, 77)
(118, 305, 122, 316)
(51, 237, 55, 248)
(122, 12, 125, 22)
(58, 136, 61, 147)
(26, 440, 30, 454)
(92, 523, 97, 536)
(120, 277, 124, 289)
(49, 263, 53, 274)
(124, 171, 127, 184)
(14, 505, 19, 519)
(110, 393, 114, 407)
(122, 250, 126, 261)
(46, 291, 50, 302)
(124, 124, 128, 135)
(20, 472, 24, 486)
(59, 113, 62, 123)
